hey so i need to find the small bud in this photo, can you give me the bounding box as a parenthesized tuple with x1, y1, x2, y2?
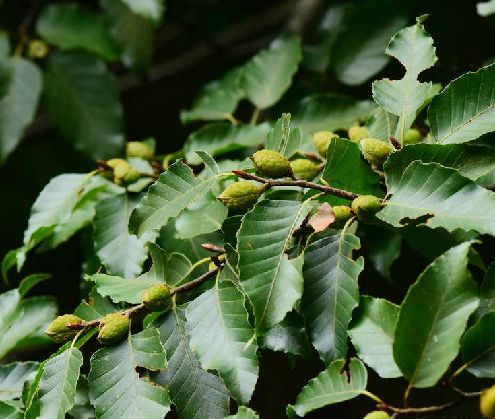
(251, 150, 292, 178)
(45, 314, 83, 343)
(290, 159, 321, 180)
(360, 138, 394, 169)
(28, 39, 49, 59)
(348, 125, 369, 143)
(363, 412, 391, 419)
(332, 205, 353, 227)
(312, 131, 337, 157)
(218, 181, 264, 212)
(97, 313, 130, 346)
(351, 195, 382, 221)
(141, 284, 172, 312)
(481, 385, 495, 418)
(126, 142, 154, 160)
(107, 158, 140, 185)
(403, 128, 422, 145)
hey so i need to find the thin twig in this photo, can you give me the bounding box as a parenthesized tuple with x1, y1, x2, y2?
(389, 136, 402, 150)
(377, 400, 459, 415)
(233, 170, 359, 200)
(201, 243, 226, 253)
(171, 267, 220, 294)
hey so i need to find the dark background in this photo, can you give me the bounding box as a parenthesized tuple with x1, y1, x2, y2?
(1, 0, 494, 417)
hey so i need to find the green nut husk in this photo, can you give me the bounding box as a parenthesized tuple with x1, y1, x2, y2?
(97, 313, 130, 346)
(251, 149, 292, 178)
(218, 181, 264, 212)
(481, 385, 495, 418)
(312, 131, 337, 157)
(106, 158, 140, 185)
(363, 411, 391, 419)
(126, 141, 154, 160)
(360, 138, 394, 169)
(403, 128, 422, 145)
(348, 125, 369, 143)
(142, 284, 172, 311)
(351, 195, 382, 221)
(28, 39, 49, 59)
(332, 205, 354, 227)
(45, 314, 83, 343)
(290, 159, 321, 180)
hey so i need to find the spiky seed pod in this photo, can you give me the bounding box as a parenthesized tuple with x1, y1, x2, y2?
(290, 159, 321, 180)
(45, 314, 83, 343)
(312, 131, 337, 157)
(218, 181, 264, 212)
(141, 284, 172, 312)
(332, 205, 354, 227)
(106, 158, 140, 185)
(363, 411, 391, 419)
(251, 149, 292, 178)
(351, 195, 382, 221)
(403, 128, 423, 145)
(480, 385, 495, 418)
(97, 313, 130, 346)
(360, 138, 394, 169)
(126, 142, 154, 160)
(348, 125, 369, 143)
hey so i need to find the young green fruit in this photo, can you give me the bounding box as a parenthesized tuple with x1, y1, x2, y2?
(360, 138, 394, 169)
(126, 141, 154, 160)
(218, 181, 264, 212)
(97, 313, 130, 346)
(312, 131, 337, 157)
(45, 314, 83, 343)
(142, 284, 172, 311)
(28, 39, 49, 59)
(363, 411, 391, 419)
(332, 205, 353, 227)
(403, 128, 422, 145)
(107, 158, 140, 185)
(351, 195, 382, 221)
(290, 159, 321, 180)
(251, 149, 292, 178)
(480, 385, 495, 418)
(348, 125, 369, 143)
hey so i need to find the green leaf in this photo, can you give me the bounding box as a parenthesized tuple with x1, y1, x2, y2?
(372, 18, 437, 140)
(292, 94, 375, 133)
(94, 194, 153, 278)
(184, 123, 270, 165)
(121, 0, 165, 24)
(385, 143, 495, 185)
(36, 3, 119, 60)
(393, 243, 479, 388)
(478, 0, 495, 16)
(429, 63, 495, 144)
(331, 0, 407, 85)
(475, 263, 495, 322)
(225, 407, 259, 419)
(18, 273, 51, 297)
(69, 376, 94, 419)
(101, 0, 155, 72)
(266, 113, 291, 153)
(0, 57, 42, 163)
(242, 35, 301, 109)
(348, 296, 401, 378)
(379, 161, 495, 236)
(141, 243, 193, 286)
(88, 273, 159, 304)
(186, 278, 258, 404)
(287, 358, 367, 417)
(38, 346, 83, 419)
(237, 200, 310, 333)
(129, 152, 219, 237)
(323, 137, 382, 198)
(89, 328, 170, 419)
(365, 106, 399, 141)
(154, 306, 230, 419)
(43, 51, 124, 160)
(0, 362, 38, 400)
(302, 230, 363, 364)
(363, 226, 401, 280)
(462, 312, 495, 378)
(0, 401, 22, 419)
(74, 289, 117, 321)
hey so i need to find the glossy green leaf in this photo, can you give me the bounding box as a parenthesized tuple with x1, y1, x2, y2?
(88, 273, 159, 304)
(379, 161, 495, 236)
(130, 152, 219, 237)
(121, 0, 165, 24)
(0, 362, 38, 400)
(18, 273, 51, 297)
(292, 94, 375, 133)
(68, 376, 94, 419)
(393, 243, 479, 388)
(0, 57, 42, 163)
(242, 35, 301, 109)
(38, 346, 83, 419)
(154, 306, 230, 419)
(237, 200, 310, 333)
(429, 63, 495, 144)
(365, 106, 399, 141)
(74, 289, 117, 321)
(348, 296, 401, 378)
(462, 312, 495, 378)
(301, 230, 363, 363)
(186, 278, 258, 404)
(478, 0, 495, 16)
(475, 263, 495, 321)
(225, 407, 259, 419)
(89, 328, 170, 419)
(184, 122, 270, 165)
(363, 226, 401, 280)
(287, 358, 367, 417)
(0, 401, 22, 419)
(43, 51, 124, 159)
(36, 3, 119, 60)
